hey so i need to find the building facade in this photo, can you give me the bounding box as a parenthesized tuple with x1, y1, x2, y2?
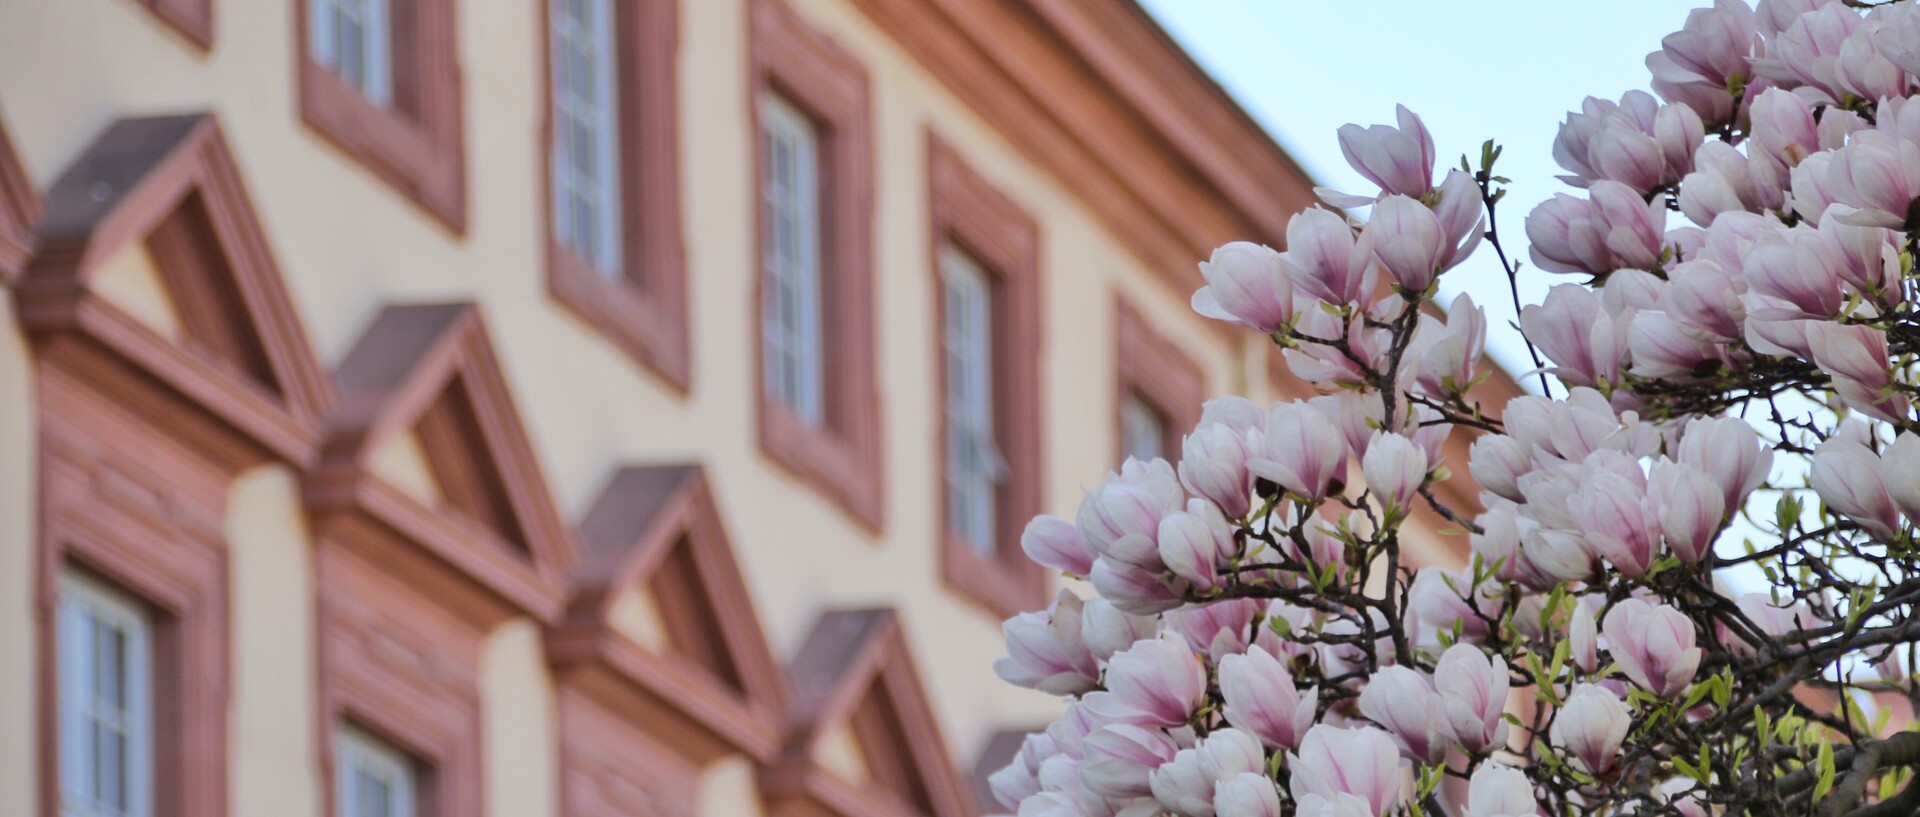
(0, 1, 1481, 817)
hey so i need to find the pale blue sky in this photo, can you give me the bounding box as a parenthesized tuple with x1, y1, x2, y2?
(1137, 0, 1701, 376)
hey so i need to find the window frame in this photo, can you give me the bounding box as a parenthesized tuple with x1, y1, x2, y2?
(295, 0, 466, 230)
(748, 0, 882, 531)
(1113, 299, 1204, 468)
(56, 571, 155, 817)
(927, 134, 1045, 619)
(540, 0, 690, 388)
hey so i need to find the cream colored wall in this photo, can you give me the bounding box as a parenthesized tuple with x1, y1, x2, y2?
(0, 286, 39, 817)
(227, 466, 322, 817)
(0, 0, 1255, 814)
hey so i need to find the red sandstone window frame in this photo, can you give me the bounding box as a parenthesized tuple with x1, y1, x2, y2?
(315, 545, 484, 817)
(294, 0, 467, 230)
(1114, 298, 1204, 465)
(748, 0, 883, 531)
(540, 0, 689, 389)
(34, 434, 230, 817)
(928, 134, 1045, 620)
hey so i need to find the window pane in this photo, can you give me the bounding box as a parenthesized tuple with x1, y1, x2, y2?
(58, 572, 152, 817)
(550, 0, 623, 274)
(940, 246, 1002, 555)
(336, 726, 416, 817)
(759, 94, 825, 426)
(310, 0, 393, 106)
(1121, 392, 1168, 464)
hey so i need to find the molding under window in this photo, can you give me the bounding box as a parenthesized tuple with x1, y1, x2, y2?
(749, 0, 882, 532)
(295, 0, 467, 231)
(541, 0, 690, 389)
(1114, 297, 1204, 466)
(927, 134, 1045, 620)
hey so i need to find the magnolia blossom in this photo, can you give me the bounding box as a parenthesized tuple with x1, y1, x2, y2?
(1603, 599, 1704, 698)
(1083, 637, 1207, 727)
(1218, 645, 1317, 750)
(1288, 725, 1403, 817)
(1317, 104, 1436, 206)
(1150, 729, 1265, 817)
(1358, 666, 1450, 764)
(1248, 402, 1350, 501)
(1192, 242, 1293, 332)
(1464, 764, 1538, 817)
(1552, 684, 1631, 774)
(1434, 644, 1511, 754)
(995, 590, 1100, 695)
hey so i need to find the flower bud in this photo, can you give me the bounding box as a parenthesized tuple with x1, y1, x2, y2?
(1361, 431, 1429, 522)
(1284, 207, 1373, 306)
(1676, 416, 1772, 513)
(1884, 432, 1920, 523)
(1288, 725, 1403, 817)
(1084, 638, 1207, 728)
(1181, 422, 1256, 519)
(1647, 459, 1726, 564)
(1434, 644, 1511, 754)
(1149, 728, 1265, 817)
(1317, 104, 1436, 206)
(1219, 646, 1318, 750)
(1570, 468, 1659, 577)
(1469, 434, 1533, 503)
(1809, 322, 1910, 425)
(1090, 558, 1184, 616)
(1158, 501, 1234, 591)
(1082, 597, 1157, 667)
(1364, 195, 1448, 297)
(1602, 599, 1703, 698)
(1248, 402, 1351, 502)
(1358, 666, 1449, 764)
(1215, 773, 1284, 817)
(1465, 763, 1537, 817)
(1193, 242, 1294, 332)
(1023, 515, 1097, 576)
(995, 590, 1100, 695)
(1570, 599, 1600, 673)
(1081, 725, 1179, 798)
(1551, 684, 1630, 774)
(1810, 436, 1902, 540)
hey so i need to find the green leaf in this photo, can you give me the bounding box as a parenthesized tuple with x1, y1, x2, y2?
(1814, 740, 1836, 801)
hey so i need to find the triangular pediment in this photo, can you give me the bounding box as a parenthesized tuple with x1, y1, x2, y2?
(18, 115, 331, 429)
(570, 465, 784, 710)
(0, 110, 40, 282)
(770, 610, 974, 817)
(315, 302, 572, 613)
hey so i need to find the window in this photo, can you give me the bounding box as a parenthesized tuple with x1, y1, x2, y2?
(549, 0, 622, 274)
(928, 135, 1044, 619)
(541, 0, 688, 387)
(57, 572, 153, 817)
(1120, 392, 1169, 463)
(309, 0, 392, 107)
(941, 246, 1005, 555)
(1113, 299, 1204, 469)
(749, 0, 881, 529)
(335, 727, 418, 817)
(297, 0, 465, 229)
(759, 94, 826, 426)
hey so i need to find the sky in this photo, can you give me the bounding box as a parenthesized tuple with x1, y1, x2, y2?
(1135, 0, 1702, 377)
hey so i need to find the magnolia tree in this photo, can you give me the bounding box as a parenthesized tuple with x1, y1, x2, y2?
(986, 2, 1920, 816)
